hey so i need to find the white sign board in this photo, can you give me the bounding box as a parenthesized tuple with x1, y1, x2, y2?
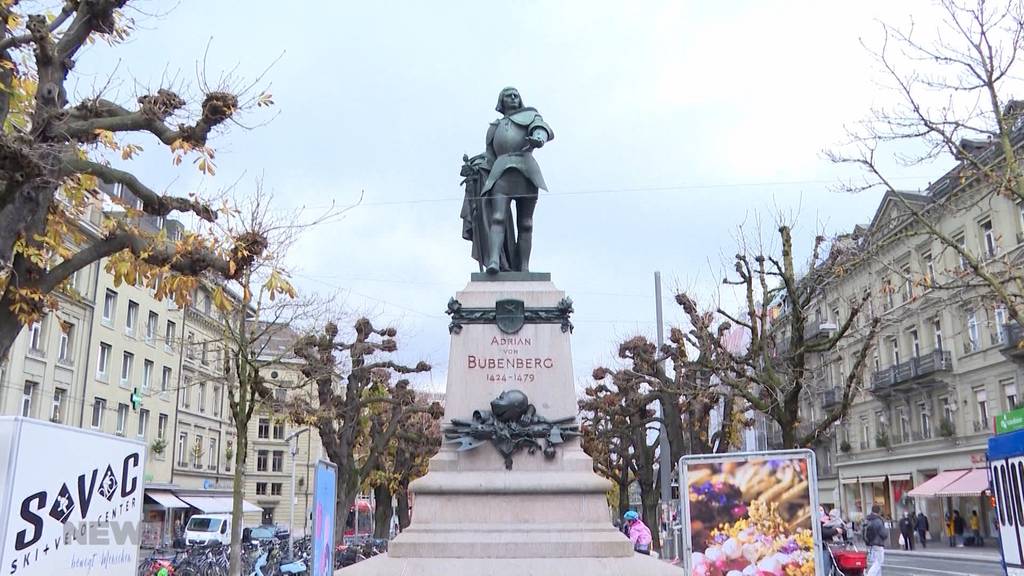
(0, 417, 146, 576)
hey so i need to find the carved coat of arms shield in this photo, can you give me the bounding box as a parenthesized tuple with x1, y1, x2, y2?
(495, 299, 525, 334)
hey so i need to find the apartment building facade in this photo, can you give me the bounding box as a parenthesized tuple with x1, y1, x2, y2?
(794, 177, 1024, 539)
(0, 186, 317, 543)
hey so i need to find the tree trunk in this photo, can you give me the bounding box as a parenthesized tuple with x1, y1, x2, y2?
(639, 478, 662, 553)
(335, 467, 359, 544)
(396, 485, 412, 531)
(228, 425, 247, 576)
(372, 484, 393, 539)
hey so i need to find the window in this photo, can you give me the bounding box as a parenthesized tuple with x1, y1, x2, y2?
(181, 378, 191, 408)
(115, 403, 128, 436)
(203, 292, 212, 315)
(976, 389, 989, 427)
(919, 403, 932, 439)
(981, 220, 997, 258)
(258, 418, 270, 439)
(198, 382, 207, 413)
(891, 338, 901, 366)
(274, 388, 287, 403)
(898, 406, 910, 443)
(102, 290, 117, 323)
(28, 321, 42, 352)
(995, 305, 1009, 344)
(51, 388, 66, 423)
(201, 341, 209, 365)
(120, 351, 134, 386)
(872, 352, 880, 373)
(272, 450, 284, 472)
(954, 233, 968, 269)
(97, 342, 111, 378)
(832, 307, 841, 326)
(177, 432, 188, 466)
(271, 483, 282, 496)
(901, 265, 913, 302)
(257, 450, 268, 472)
(860, 418, 870, 447)
(137, 408, 149, 438)
(934, 319, 944, 352)
(885, 281, 895, 310)
(91, 398, 106, 429)
(942, 396, 955, 423)
(186, 333, 195, 359)
(273, 420, 285, 440)
(967, 310, 980, 352)
(213, 385, 221, 417)
(922, 251, 935, 287)
(157, 414, 168, 440)
(21, 381, 37, 417)
(208, 438, 217, 470)
(164, 320, 176, 352)
(161, 367, 171, 392)
(193, 435, 203, 468)
(142, 360, 153, 390)
(256, 482, 268, 496)
(225, 440, 232, 472)
(910, 329, 920, 358)
(146, 312, 158, 343)
(58, 322, 73, 362)
(1006, 381, 1020, 410)
(126, 300, 138, 335)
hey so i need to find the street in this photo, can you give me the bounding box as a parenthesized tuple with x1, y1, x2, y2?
(882, 555, 1004, 576)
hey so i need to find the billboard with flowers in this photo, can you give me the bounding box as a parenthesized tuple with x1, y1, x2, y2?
(681, 450, 822, 576)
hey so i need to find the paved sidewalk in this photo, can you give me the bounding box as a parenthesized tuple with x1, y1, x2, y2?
(886, 545, 1002, 563)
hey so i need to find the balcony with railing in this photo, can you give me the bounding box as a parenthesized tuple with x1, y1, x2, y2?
(821, 388, 841, 410)
(1002, 322, 1024, 361)
(870, 350, 953, 397)
(804, 321, 838, 345)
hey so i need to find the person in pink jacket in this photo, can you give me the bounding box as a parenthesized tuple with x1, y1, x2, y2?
(624, 510, 653, 555)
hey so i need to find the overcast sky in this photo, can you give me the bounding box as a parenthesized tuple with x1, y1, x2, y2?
(72, 0, 961, 390)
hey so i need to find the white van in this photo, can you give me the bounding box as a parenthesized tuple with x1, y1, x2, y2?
(184, 513, 232, 546)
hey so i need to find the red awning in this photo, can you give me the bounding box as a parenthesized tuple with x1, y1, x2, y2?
(907, 470, 969, 498)
(935, 468, 989, 497)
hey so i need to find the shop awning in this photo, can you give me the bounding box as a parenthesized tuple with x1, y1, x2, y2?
(146, 490, 190, 509)
(888, 473, 912, 482)
(840, 477, 860, 485)
(860, 476, 886, 484)
(177, 495, 262, 513)
(907, 470, 969, 498)
(935, 468, 989, 497)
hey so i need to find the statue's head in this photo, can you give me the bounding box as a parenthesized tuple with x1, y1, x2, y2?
(490, 389, 530, 422)
(495, 87, 523, 114)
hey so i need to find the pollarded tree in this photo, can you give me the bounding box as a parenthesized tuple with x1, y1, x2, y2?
(676, 225, 881, 449)
(0, 0, 273, 357)
(365, 405, 441, 538)
(830, 0, 1024, 331)
(291, 319, 442, 544)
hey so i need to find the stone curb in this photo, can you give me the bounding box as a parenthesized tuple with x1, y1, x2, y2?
(886, 549, 1002, 564)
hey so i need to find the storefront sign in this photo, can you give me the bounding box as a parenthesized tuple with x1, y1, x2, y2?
(995, 406, 1024, 435)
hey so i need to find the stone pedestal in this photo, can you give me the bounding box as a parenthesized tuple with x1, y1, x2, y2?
(337, 278, 677, 575)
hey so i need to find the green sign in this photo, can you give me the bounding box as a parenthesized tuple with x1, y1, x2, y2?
(130, 388, 142, 410)
(995, 406, 1024, 434)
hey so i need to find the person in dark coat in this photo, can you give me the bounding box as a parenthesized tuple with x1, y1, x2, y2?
(953, 510, 966, 547)
(915, 512, 929, 548)
(899, 512, 915, 550)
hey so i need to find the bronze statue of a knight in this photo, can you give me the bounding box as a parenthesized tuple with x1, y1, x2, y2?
(461, 87, 553, 274)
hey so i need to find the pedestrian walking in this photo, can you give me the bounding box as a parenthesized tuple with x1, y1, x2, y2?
(864, 505, 889, 576)
(623, 510, 652, 555)
(945, 513, 955, 547)
(953, 510, 966, 547)
(898, 512, 914, 550)
(970, 510, 982, 546)
(915, 511, 929, 548)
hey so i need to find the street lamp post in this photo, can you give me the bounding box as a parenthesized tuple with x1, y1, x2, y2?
(285, 427, 310, 560)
